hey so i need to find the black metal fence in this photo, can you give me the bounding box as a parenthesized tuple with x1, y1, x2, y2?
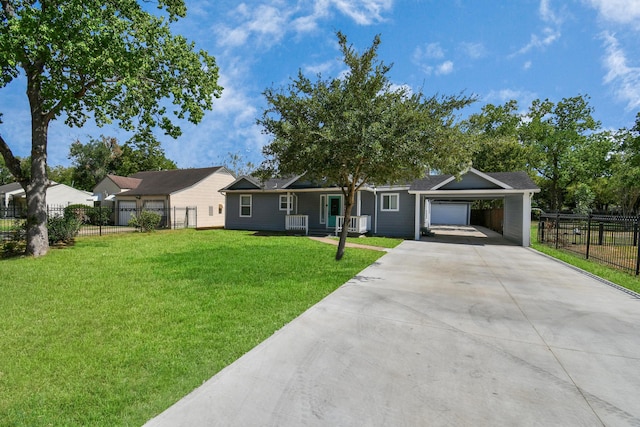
(538, 213, 640, 275)
(1, 205, 197, 241)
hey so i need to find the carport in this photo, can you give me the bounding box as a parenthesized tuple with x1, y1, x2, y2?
(409, 168, 540, 246)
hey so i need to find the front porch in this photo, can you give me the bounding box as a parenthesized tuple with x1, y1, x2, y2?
(285, 214, 370, 236)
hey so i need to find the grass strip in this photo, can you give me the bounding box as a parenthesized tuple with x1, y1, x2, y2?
(531, 224, 640, 294)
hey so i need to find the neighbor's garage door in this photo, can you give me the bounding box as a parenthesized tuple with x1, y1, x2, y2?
(118, 200, 137, 226)
(431, 203, 469, 225)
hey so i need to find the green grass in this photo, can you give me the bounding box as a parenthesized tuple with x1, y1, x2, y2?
(0, 229, 384, 426)
(331, 235, 404, 248)
(531, 223, 640, 294)
(0, 218, 21, 232)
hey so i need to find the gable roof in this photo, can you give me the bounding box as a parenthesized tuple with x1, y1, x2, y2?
(410, 170, 537, 192)
(221, 174, 306, 191)
(123, 167, 227, 196)
(105, 174, 142, 190)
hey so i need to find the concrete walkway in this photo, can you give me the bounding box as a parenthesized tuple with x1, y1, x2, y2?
(145, 227, 640, 427)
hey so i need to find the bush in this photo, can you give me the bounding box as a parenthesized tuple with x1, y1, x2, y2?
(63, 204, 90, 223)
(129, 210, 161, 232)
(48, 216, 81, 244)
(86, 206, 113, 226)
(1, 220, 27, 257)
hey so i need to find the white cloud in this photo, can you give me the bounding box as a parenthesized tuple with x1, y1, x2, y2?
(511, 0, 563, 57)
(413, 43, 454, 76)
(303, 60, 336, 76)
(436, 61, 454, 75)
(600, 32, 640, 110)
(523, 60, 532, 70)
(331, 0, 393, 25)
(484, 89, 538, 108)
(413, 42, 445, 61)
(459, 42, 486, 59)
(215, 0, 394, 49)
(584, 0, 640, 29)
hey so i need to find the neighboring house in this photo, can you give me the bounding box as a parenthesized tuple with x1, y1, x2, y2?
(93, 175, 143, 203)
(221, 168, 540, 246)
(99, 167, 235, 228)
(1, 181, 93, 217)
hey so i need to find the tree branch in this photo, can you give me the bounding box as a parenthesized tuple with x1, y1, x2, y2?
(0, 133, 26, 183)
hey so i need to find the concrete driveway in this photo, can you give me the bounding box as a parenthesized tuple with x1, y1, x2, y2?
(146, 227, 640, 427)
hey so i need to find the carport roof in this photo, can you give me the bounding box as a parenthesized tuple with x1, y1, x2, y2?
(410, 169, 538, 192)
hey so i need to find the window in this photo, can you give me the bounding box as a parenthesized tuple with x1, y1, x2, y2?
(279, 194, 294, 211)
(381, 193, 399, 212)
(240, 195, 252, 217)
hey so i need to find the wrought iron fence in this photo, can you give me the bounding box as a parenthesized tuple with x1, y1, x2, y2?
(1, 205, 198, 242)
(538, 213, 640, 275)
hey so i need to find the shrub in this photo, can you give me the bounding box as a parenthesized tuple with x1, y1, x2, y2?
(63, 204, 90, 223)
(129, 210, 161, 232)
(1, 219, 27, 257)
(86, 206, 113, 226)
(48, 216, 81, 244)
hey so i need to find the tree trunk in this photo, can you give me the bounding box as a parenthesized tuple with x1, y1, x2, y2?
(25, 108, 50, 257)
(335, 188, 356, 261)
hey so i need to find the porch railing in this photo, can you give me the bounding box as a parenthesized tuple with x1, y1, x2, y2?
(285, 215, 308, 235)
(336, 215, 369, 235)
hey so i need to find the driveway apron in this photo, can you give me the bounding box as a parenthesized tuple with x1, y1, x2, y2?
(146, 228, 640, 427)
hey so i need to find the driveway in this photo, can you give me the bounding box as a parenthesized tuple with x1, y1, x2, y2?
(146, 227, 640, 427)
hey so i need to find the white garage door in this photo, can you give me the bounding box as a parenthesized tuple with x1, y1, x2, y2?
(118, 201, 137, 226)
(431, 203, 469, 225)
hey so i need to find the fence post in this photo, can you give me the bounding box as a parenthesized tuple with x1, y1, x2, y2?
(634, 216, 638, 247)
(555, 213, 560, 249)
(636, 216, 640, 276)
(586, 215, 591, 260)
(98, 206, 102, 236)
(598, 222, 604, 246)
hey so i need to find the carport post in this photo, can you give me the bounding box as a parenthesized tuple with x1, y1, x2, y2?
(414, 194, 421, 240)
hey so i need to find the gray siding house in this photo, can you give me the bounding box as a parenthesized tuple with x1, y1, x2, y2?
(221, 168, 540, 246)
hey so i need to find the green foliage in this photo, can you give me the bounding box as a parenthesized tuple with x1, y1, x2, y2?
(86, 206, 113, 226)
(1, 219, 26, 257)
(0, 230, 383, 424)
(63, 204, 90, 222)
(68, 136, 122, 191)
(519, 95, 602, 211)
(468, 100, 532, 173)
(116, 139, 177, 176)
(129, 210, 162, 232)
(571, 183, 595, 215)
(47, 216, 81, 244)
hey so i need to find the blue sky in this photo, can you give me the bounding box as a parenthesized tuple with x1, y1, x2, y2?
(2, 0, 640, 169)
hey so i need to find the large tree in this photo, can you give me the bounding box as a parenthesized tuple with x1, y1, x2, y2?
(68, 136, 123, 191)
(519, 95, 600, 211)
(259, 32, 475, 260)
(467, 100, 532, 173)
(0, 0, 222, 256)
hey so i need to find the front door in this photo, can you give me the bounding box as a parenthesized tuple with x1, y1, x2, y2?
(327, 195, 342, 228)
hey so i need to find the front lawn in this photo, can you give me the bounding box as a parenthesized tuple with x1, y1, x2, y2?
(0, 229, 384, 426)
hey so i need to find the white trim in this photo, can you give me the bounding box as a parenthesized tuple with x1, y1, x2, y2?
(319, 194, 327, 224)
(380, 193, 399, 212)
(239, 194, 252, 217)
(408, 189, 538, 196)
(414, 194, 421, 240)
(430, 168, 514, 191)
(279, 194, 294, 212)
